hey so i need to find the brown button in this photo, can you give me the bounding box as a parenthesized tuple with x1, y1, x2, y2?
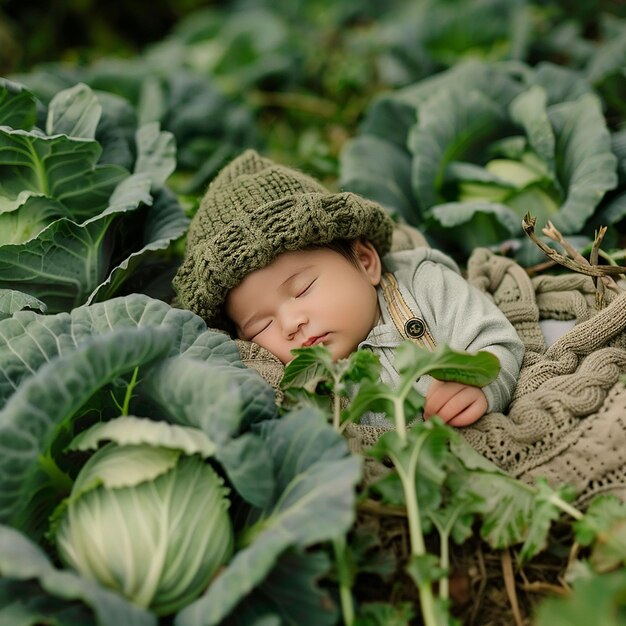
(405, 318, 426, 339)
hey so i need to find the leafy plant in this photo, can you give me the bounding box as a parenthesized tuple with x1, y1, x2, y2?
(0, 78, 189, 316)
(0, 294, 362, 625)
(282, 343, 626, 626)
(340, 60, 620, 264)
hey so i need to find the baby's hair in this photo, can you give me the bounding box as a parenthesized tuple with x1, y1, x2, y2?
(303, 238, 362, 268)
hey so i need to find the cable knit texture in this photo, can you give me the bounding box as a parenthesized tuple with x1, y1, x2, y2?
(173, 149, 394, 328)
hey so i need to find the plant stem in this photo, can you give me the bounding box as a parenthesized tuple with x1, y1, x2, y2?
(38, 453, 73, 493)
(121, 367, 139, 415)
(390, 435, 438, 626)
(333, 537, 354, 626)
(333, 385, 342, 431)
(394, 397, 407, 443)
(439, 535, 450, 601)
(549, 494, 584, 520)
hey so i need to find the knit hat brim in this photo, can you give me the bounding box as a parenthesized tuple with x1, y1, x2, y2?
(173, 150, 394, 328)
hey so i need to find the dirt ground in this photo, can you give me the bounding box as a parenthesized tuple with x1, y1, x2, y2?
(353, 505, 574, 625)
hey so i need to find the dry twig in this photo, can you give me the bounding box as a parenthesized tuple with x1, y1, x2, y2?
(522, 213, 626, 278)
(501, 549, 525, 626)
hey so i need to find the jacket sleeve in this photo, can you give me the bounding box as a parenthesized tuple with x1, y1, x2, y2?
(411, 255, 525, 413)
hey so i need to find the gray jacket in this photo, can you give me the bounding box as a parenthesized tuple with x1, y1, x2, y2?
(358, 248, 525, 428)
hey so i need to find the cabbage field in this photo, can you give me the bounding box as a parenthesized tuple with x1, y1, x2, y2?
(1, 1, 626, 625)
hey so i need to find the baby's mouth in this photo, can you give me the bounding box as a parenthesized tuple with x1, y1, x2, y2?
(302, 333, 329, 348)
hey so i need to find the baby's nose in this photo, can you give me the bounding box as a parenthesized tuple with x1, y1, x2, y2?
(280, 302, 307, 338)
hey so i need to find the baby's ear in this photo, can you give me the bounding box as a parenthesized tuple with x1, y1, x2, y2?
(354, 239, 382, 286)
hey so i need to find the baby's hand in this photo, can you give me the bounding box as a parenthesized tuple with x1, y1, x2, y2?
(423, 380, 488, 427)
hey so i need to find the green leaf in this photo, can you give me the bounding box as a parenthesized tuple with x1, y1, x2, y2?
(409, 86, 508, 210)
(175, 409, 361, 626)
(394, 342, 500, 387)
(0, 293, 241, 407)
(0, 173, 152, 312)
(450, 438, 563, 556)
(86, 185, 189, 304)
(0, 289, 46, 320)
(141, 356, 276, 508)
(0, 196, 71, 245)
(548, 93, 618, 232)
(0, 127, 127, 216)
(509, 86, 555, 169)
(281, 345, 335, 393)
(46, 83, 102, 139)
(68, 416, 216, 458)
(534, 569, 626, 626)
(339, 135, 416, 219)
(355, 602, 415, 626)
(70, 443, 181, 496)
(134, 122, 176, 185)
(574, 495, 626, 572)
(427, 201, 521, 252)
(0, 525, 157, 626)
(228, 550, 336, 626)
(405, 554, 446, 587)
(0, 78, 36, 130)
(0, 326, 173, 529)
(0, 579, 95, 626)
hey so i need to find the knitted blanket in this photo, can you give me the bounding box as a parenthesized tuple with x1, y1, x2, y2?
(236, 237, 626, 505)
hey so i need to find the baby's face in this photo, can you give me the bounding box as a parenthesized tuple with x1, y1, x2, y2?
(225, 241, 381, 364)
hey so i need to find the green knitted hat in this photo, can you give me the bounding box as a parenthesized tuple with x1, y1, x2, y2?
(173, 149, 395, 328)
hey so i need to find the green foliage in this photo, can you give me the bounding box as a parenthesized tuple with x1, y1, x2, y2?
(0, 78, 189, 313)
(340, 60, 621, 264)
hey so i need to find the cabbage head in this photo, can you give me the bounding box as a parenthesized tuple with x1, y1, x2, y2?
(53, 418, 233, 616)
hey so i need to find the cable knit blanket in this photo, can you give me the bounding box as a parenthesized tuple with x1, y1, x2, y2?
(236, 237, 626, 505)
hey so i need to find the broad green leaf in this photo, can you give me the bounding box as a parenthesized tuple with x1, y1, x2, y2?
(339, 135, 416, 219)
(175, 409, 361, 626)
(0, 79, 36, 130)
(394, 342, 500, 388)
(427, 200, 520, 251)
(0, 127, 127, 216)
(87, 186, 189, 304)
(134, 122, 176, 185)
(70, 443, 181, 495)
(46, 83, 101, 139)
(216, 434, 275, 510)
(93, 91, 137, 169)
(548, 93, 618, 232)
(0, 289, 46, 320)
(0, 525, 157, 626)
(0, 174, 152, 312)
(0, 195, 71, 245)
(450, 437, 568, 557)
(141, 356, 276, 444)
(409, 86, 508, 209)
(509, 86, 555, 169)
(68, 416, 216, 459)
(0, 579, 95, 626)
(141, 356, 276, 508)
(0, 326, 173, 528)
(227, 550, 336, 626)
(534, 569, 626, 626)
(0, 293, 240, 406)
